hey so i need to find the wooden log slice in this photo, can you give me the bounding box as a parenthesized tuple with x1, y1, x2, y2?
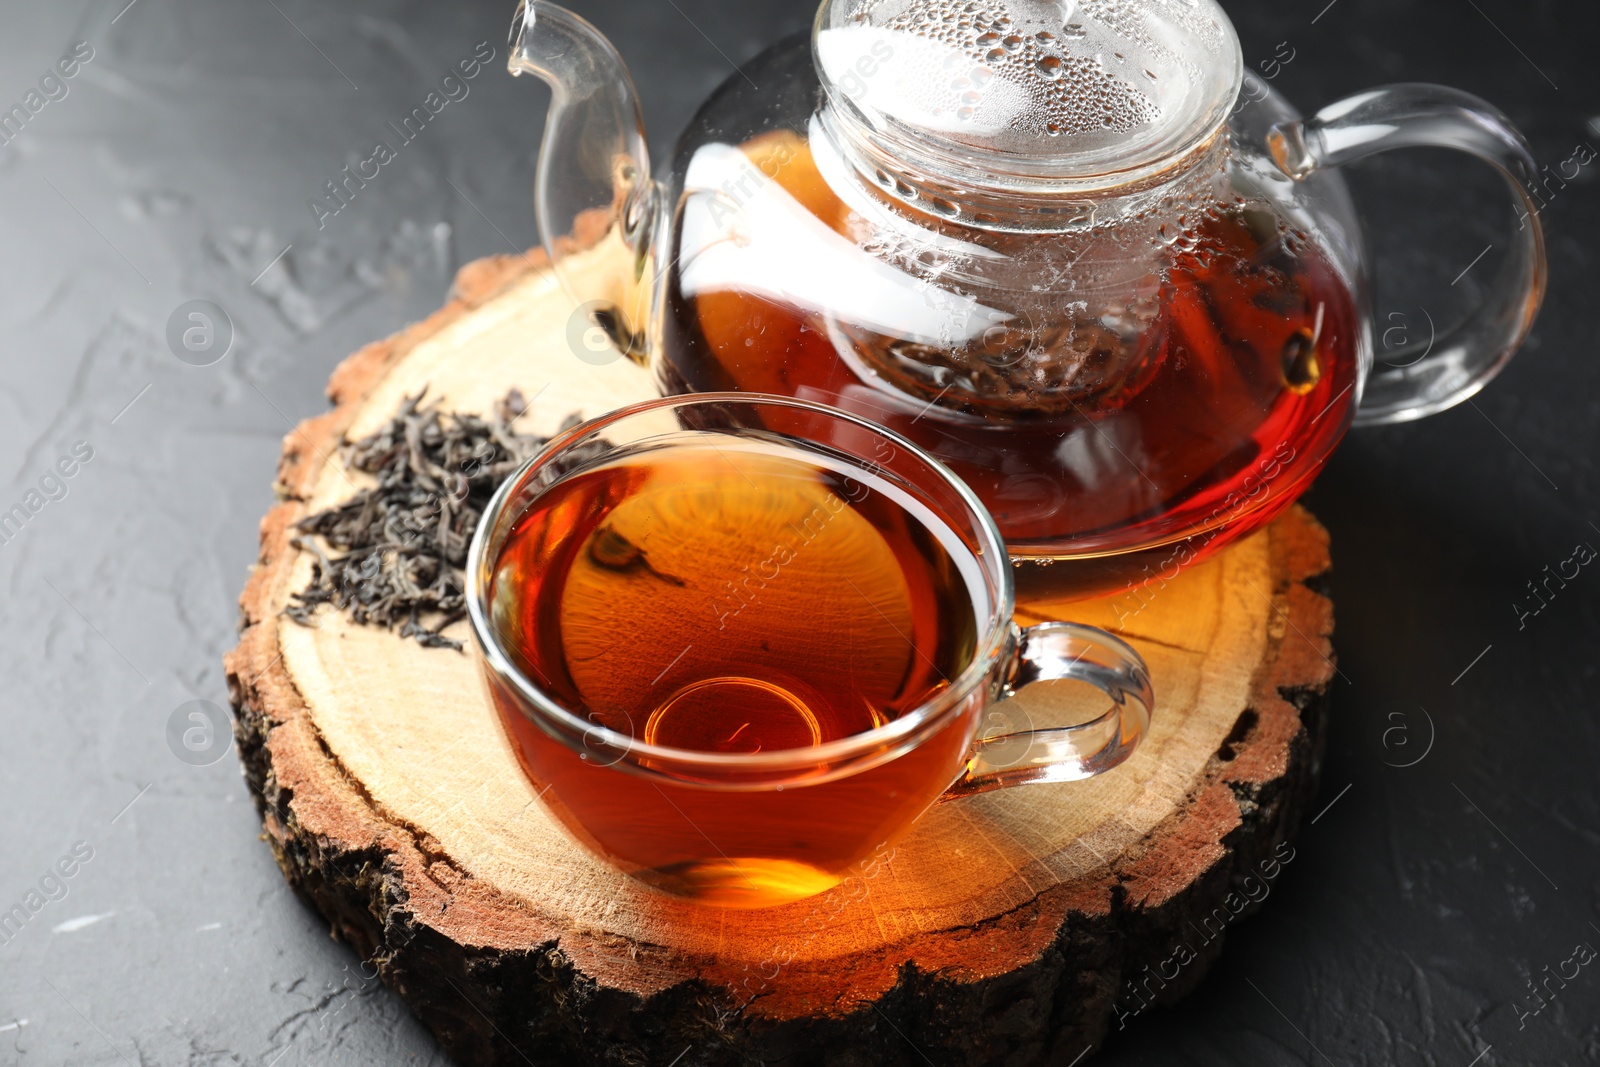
(225, 243, 1335, 1067)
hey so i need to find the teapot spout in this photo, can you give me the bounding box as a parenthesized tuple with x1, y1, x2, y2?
(508, 1, 655, 358)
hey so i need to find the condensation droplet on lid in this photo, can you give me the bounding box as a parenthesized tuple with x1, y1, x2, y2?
(1036, 55, 1064, 78)
(1002, 33, 1024, 51)
(930, 196, 960, 217)
(986, 47, 1006, 60)
(1063, 22, 1085, 36)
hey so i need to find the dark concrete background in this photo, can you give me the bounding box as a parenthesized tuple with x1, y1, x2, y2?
(0, 0, 1595, 1064)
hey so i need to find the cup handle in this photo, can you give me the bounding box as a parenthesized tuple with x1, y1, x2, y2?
(942, 622, 1154, 800)
(1267, 84, 1548, 426)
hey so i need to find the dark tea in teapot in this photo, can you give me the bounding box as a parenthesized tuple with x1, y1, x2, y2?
(658, 133, 1360, 596)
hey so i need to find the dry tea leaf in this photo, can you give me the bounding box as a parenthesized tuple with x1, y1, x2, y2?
(285, 390, 579, 650)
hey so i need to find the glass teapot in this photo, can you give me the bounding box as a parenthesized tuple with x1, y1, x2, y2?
(508, 0, 1545, 597)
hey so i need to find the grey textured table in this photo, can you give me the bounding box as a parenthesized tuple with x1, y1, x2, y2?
(1, 1, 1596, 1064)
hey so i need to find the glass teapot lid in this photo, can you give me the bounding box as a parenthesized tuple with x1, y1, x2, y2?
(815, 0, 1243, 191)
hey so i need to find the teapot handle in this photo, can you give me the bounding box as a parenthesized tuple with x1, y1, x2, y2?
(1268, 84, 1548, 426)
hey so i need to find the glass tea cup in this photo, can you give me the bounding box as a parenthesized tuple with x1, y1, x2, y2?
(466, 394, 1153, 908)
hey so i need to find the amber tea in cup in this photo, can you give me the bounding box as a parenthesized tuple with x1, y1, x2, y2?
(468, 394, 1153, 907)
(492, 441, 972, 747)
